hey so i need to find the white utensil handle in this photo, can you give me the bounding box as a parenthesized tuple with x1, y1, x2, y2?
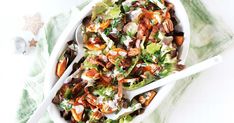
(128, 55, 222, 99)
(27, 54, 83, 123)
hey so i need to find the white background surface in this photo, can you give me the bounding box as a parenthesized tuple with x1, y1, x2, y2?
(0, 0, 234, 123)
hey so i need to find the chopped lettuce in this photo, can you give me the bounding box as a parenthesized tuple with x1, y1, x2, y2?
(93, 86, 116, 99)
(105, 119, 118, 123)
(105, 5, 121, 20)
(123, 5, 130, 12)
(119, 115, 133, 123)
(146, 43, 161, 54)
(163, 53, 177, 64)
(91, 0, 118, 20)
(125, 22, 138, 37)
(92, 2, 109, 20)
(103, 0, 114, 6)
(141, 50, 154, 63)
(83, 57, 98, 69)
(158, 54, 177, 78)
(124, 72, 155, 90)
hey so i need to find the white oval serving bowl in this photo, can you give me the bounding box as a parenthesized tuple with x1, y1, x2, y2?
(44, 0, 190, 122)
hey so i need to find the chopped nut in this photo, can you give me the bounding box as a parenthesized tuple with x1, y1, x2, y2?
(106, 62, 114, 69)
(128, 48, 140, 57)
(163, 19, 174, 33)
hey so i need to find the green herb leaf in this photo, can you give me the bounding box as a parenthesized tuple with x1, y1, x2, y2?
(59, 100, 72, 111)
(64, 88, 72, 99)
(93, 86, 116, 99)
(123, 5, 130, 12)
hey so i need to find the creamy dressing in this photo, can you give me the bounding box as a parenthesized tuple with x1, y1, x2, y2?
(154, 13, 162, 24)
(81, 73, 95, 86)
(110, 28, 118, 34)
(99, 32, 114, 52)
(125, 78, 138, 85)
(113, 69, 120, 77)
(89, 37, 95, 44)
(129, 8, 143, 21)
(97, 96, 104, 104)
(122, 0, 132, 7)
(119, 51, 127, 57)
(109, 50, 117, 55)
(101, 55, 108, 62)
(74, 105, 84, 114)
(123, 36, 133, 48)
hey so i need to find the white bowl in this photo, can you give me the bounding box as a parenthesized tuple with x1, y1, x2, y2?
(44, 0, 190, 122)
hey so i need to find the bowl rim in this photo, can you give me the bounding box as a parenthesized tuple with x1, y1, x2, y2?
(44, 0, 190, 122)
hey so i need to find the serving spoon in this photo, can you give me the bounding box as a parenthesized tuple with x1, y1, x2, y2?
(105, 55, 222, 120)
(27, 25, 84, 123)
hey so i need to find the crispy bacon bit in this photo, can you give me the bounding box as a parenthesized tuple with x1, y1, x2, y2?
(86, 94, 97, 106)
(121, 58, 131, 68)
(100, 75, 112, 85)
(143, 17, 151, 29)
(85, 68, 100, 79)
(92, 109, 103, 120)
(75, 95, 87, 107)
(72, 83, 85, 96)
(118, 80, 123, 98)
(137, 23, 147, 40)
(128, 48, 140, 57)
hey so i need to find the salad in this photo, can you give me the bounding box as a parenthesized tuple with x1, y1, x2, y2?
(53, 0, 185, 122)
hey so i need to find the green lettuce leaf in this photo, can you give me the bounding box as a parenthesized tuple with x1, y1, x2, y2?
(93, 86, 116, 99)
(119, 115, 133, 123)
(91, 2, 109, 20)
(124, 72, 155, 90)
(105, 5, 121, 20)
(146, 43, 161, 54)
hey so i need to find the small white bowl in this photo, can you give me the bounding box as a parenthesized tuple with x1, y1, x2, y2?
(44, 0, 190, 122)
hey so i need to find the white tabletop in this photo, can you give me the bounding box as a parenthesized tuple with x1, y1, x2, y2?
(0, 0, 234, 123)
